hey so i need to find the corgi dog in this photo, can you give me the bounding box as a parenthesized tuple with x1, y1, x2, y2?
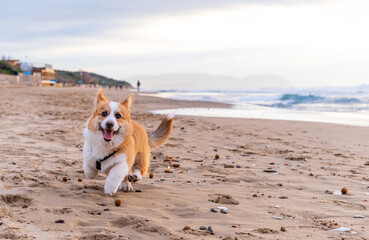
(83, 89, 173, 195)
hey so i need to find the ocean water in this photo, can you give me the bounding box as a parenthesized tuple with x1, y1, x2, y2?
(147, 85, 369, 127)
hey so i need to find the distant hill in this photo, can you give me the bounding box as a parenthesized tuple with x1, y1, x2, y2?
(0, 60, 21, 75)
(127, 73, 292, 90)
(56, 70, 132, 87)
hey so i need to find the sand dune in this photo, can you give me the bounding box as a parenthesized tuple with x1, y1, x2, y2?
(0, 87, 368, 239)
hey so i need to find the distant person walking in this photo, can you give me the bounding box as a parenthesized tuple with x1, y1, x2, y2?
(137, 80, 141, 92)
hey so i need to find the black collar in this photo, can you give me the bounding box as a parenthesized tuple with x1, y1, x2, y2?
(95, 148, 120, 170)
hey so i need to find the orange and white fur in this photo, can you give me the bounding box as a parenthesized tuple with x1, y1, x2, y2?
(83, 89, 173, 195)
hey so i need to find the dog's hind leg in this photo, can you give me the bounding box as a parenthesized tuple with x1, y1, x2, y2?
(128, 147, 150, 182)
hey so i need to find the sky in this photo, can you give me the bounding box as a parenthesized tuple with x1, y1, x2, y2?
(1, 0, 369, 88)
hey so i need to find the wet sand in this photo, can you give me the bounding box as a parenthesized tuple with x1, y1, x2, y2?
(0, 87, 368, 239)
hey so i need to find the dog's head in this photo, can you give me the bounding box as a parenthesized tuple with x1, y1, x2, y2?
(87, 89, 134, 143)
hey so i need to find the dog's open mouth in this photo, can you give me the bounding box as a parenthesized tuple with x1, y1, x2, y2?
(101, 128, 120, 142)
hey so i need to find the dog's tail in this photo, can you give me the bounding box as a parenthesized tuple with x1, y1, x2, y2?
(148, 113, 174, 149)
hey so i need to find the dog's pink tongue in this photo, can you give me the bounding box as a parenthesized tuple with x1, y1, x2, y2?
(103, 129, 114, 141)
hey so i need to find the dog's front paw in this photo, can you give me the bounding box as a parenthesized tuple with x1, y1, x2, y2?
(104, 183, 118, 195)
(119, 182, 133, 192)
(128, 170, 142, 182)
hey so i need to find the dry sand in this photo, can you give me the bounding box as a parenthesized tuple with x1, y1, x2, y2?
(0, 87, 369, 240)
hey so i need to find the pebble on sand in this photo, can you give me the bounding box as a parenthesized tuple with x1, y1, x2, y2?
(341, 187, 348, 195)
(206, 226, 214, 235)
(172, 163, 180, 168)
(165, 166, 173, 173)
(55, 220, 64, 223)
(183, 226, 191, 231)
(215, 154, 220, 160)
(210, 208, 218, 213)
(78, 178, 82, 182)
(280, 226, 286, 232)
(114, 199, 122, 207)
(149, 173, 154, 178)
(62, 177, 68, 182)
(200, 226, 207, 230)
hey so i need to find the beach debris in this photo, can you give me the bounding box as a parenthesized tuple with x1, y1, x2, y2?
(263, 170, 278, 173)
(325, 190, 333, 194)
(163, 157, 173, 162)
(62, 177, 68, 182)
(114, 199, 122, 207)
(78, 178, 82, 182)
(232, 225, 237, 228)
(55, 220, 64, 224)
(165, 166, 173, 173)
(210, 208, 218, 213)
(172, 163, 180, 168)
(279, 196, 288, 199)
(217, 206, 228, 212)
(145, 219, 150, 222)
(333, 190, 342, 196)
(354, 214, 364, 218)
(224, 164, 234, 168)
(330, 227, 350, 232)
(180, 127, 185, 130)
(236, 165, 241, 168)
(183, 226, 191, 231)
(220, 208, 228, 214)
(365, 161, 369, 165)
(149, 173, 154, 178)
(341, 187, 348, 194)
(274, 205, 280, 209)
(200, 226, 207, 230)
(215, 154, 220, 160)
(82, 190, 87, 193)
(280, 226, 286, 232)
(104, 208, 109, 211)
(277, 183, 283, 187)
(206, 226, 214, 235)
(135, 190, 142, 192)
(272, 216, 283, 220)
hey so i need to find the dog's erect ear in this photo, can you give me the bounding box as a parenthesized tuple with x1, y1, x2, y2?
(95, 89, 108, 105)
(121, 94, 134, 110)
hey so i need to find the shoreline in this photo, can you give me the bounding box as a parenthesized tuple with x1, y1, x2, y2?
(0, 87, 368, 239)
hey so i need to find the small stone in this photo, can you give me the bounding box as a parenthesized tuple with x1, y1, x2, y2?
(272, 216, 283, 220)
(325, 190, 333, 194)
(220, 209, 227, 214)
(104, 208, 110, 211)
(354, 214, 364, 218)
(62, 177, 68, 182)
(165, 169, 173, 173)
(215, 154, 220, 160)
(277, 183, 283, 187)
(145, 219, 150, 221)
(78, 178, 82, 182)
(135, 190, 142, 192)
(279, 196, 288, 199)
(55, 220, 64, 223)
(160, 179, 165, 181)
(252, 194, 258, 197)
(172, 163, 180, 168)
(96, 212, 101, 215)
(274, 205, 280, 208)
(206, 226, 214, 235)
(82, 190, 87, 193)
(309, 173, 314, 176)
(200, 226, 207, 230)
(183, 226, 191, 231)
(224, 165, 234, 168)
(236, 165, 241, 168)
(114, 199, 122, 207)
(341, 187, 348, 195)
(180, 127, 185, 130)
(280, 226, 286, 232)
(149, 173, 154, 178)
(264, 170, 278, 173)
(364, 161, 369, 166)
(210, 208, 218, 213)
(232, 225, 237, 228)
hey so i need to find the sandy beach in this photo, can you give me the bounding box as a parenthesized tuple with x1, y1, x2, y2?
(1, 87, 369, 240)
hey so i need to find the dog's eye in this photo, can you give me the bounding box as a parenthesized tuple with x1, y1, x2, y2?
(115, 113, 121, 119)
(102, 111, 108, 117)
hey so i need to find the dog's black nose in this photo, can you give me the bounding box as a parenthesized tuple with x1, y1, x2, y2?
(106, 121, 114, 128)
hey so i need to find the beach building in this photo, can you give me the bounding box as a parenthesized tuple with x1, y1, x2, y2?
(33, 64, 57, 87)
